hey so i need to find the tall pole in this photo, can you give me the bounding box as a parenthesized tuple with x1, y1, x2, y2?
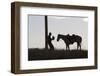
(45, 16, 48, 50)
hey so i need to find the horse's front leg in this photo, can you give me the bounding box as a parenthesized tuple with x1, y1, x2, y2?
(66, 45, 69, 51)
(68, 45, 70, 51)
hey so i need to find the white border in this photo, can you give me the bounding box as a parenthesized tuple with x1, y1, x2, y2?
(20, 6, 95, 70)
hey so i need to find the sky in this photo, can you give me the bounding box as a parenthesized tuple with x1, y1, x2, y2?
(28, 15, 88, 50)
(28, 15, 45, 48)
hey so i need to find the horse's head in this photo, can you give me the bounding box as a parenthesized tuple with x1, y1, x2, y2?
(57, 34, 60, 41)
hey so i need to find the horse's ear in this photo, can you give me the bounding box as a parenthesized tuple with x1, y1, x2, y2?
(67, 34, 69, 36)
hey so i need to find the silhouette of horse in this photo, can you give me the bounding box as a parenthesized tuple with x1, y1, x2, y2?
(57, 34, 82, 50)
(66, 34, 82, 50)
(57, 34, 70, 50)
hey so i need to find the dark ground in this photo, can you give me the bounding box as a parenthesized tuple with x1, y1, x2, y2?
(28, 48, 88, 61)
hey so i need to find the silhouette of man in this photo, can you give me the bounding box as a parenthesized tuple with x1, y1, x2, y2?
(48, 32, 55, 50)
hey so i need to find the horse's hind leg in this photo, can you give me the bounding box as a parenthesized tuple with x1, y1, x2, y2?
(77, 44, 78, 50)
(66, 46, 68, 51)
(77, 43, 80, 50)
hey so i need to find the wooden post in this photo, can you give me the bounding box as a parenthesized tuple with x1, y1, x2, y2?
(45, 16, 48, 50)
